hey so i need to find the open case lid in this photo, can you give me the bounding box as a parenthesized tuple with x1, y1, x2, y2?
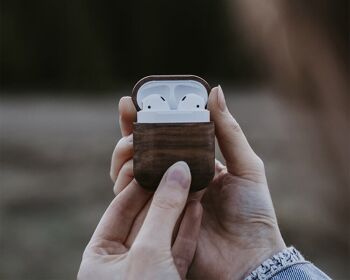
(132, 75, 211, 111)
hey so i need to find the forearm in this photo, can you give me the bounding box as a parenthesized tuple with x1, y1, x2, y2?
(245, 247, 331, 280)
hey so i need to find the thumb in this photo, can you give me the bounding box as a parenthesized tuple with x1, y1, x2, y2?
(208, 86, 265, 181)
(133, 161, 191, 249)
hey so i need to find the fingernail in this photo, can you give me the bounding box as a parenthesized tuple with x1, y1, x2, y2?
(217, 85, 227, 112)
(166, 161, 191, 188)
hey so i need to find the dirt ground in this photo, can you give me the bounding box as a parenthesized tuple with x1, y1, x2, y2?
(0, 90, 348, 279)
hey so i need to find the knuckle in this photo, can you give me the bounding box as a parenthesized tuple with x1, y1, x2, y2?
(152, 194, 183, 210)
(173, 255, 190, 273)
(113, 161, 134, 195)
(119, 111, 128, 122)
(110, 168, 116, 182)
(115, 137, 132, 157)
(113, 185, 118, 195)
(119, 113, 129, 127)
(227, 116, 242, 134)
(254, 155, 265, 172)
(237, 155, 266, 183)
(120, 160, 133, 177)
(115, 137, 126, 150)
(112, 183, 120, 196)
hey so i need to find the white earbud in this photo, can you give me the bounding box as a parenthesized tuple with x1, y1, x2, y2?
(177, 93, 205, 111)
(141, 94, 170, 111)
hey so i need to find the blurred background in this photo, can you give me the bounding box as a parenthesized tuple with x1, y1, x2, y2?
(0, 0, 349, 279)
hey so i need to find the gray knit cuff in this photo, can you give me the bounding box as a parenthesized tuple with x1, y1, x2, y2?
(245, 247, 308, 280)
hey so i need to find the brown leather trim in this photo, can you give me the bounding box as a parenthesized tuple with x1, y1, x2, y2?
(131, 75, 211, 111)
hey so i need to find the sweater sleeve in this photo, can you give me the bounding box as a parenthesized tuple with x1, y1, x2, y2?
(244, 247, 331, 280)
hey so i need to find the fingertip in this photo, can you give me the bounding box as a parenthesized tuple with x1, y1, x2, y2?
(110, 135, 134, 183)
(215, 159, 226, 172)
(119, 96, 136, 119)
(118, 96, 133, 111)
(164, 161, 191, 189)
(118, 96, 137, 136)
(208, 86, 219, 112)
(209, 85, 228, 114)
(113, 160, 134, 195)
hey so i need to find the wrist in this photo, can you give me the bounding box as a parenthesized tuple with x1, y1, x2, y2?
(227, 235, 287, 280)
(238, 230, 287, 279)
(240, 245, 287, 280)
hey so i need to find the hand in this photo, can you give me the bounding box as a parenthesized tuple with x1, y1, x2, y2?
(188, 86, 286, 279)
(110, 86, 286, 279)
(78, 162, 203, 280)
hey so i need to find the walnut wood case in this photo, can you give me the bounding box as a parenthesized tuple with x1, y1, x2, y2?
(132, 75, 215, 192)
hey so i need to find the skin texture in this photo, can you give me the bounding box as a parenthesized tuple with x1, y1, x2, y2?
(78, 162, 203, 280)
(96, 86, 286, 279)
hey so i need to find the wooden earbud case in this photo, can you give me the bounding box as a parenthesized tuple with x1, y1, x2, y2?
(132, 75, 215, 192)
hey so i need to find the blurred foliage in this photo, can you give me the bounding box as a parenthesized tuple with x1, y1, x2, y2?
(1, 0, 259, 91)
(0, 0, 347, 90)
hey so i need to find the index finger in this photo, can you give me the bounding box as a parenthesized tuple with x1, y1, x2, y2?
(118, 96, 137, 136)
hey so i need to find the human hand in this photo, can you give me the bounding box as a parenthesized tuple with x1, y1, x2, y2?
(110, 86, 286, 279)
(187, 86, 286, 279)
(78, 162, 203, 280)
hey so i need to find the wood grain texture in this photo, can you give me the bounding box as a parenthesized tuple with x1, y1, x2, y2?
(133, 122, 215, 192)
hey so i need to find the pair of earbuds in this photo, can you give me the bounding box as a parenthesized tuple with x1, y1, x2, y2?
(141, 94, 206, 111)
